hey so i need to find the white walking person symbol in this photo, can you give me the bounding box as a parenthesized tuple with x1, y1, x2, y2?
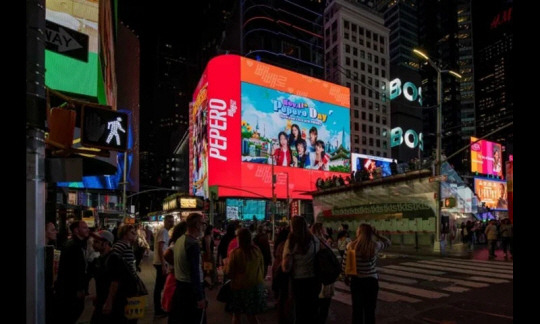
(106, 117, 126, 145)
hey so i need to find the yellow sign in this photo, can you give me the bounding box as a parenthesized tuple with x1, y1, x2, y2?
(180, 198, 197, 209)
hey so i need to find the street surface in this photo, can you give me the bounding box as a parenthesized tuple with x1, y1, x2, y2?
(76, 246, 512, 323)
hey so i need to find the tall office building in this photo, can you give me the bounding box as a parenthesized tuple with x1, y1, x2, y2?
(457, 0, 476, 144)
(376, 0, 419, 71)
(417, 0, 463, 171)
(376, 0, 424, 164)
(473, 0, 513, 155)
(120, 2, 217, 210)
(220, 0, 326, 78)
(324, 0, 391, 158)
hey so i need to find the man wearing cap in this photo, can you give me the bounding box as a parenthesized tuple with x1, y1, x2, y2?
(89, 230, 114, 323)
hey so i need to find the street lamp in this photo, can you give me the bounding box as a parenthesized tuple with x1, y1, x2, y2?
(413, 49, 462, 252)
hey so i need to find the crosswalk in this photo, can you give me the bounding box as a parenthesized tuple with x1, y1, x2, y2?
(332, 257, 513, 305)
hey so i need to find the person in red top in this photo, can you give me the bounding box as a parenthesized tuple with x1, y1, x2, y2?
(273, 131, 292, 167)
(314, 140, 330, 171)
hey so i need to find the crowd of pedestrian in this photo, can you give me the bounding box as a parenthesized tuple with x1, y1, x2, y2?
(46, 214, 463, 324)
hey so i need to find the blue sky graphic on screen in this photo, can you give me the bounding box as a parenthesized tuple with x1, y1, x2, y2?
(226, 199, 267, 220)
(241, 82, 350, 171)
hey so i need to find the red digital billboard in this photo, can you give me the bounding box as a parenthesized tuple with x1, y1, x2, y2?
(470, 137, 503, 178)
(190, 55, 351, 200)
(474, 178, 508, 211)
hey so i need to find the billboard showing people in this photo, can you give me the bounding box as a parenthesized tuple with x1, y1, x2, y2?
(474, 178, 508, 210)
(470, 137, 504, 178)
(351, 153, 393, 179)
(240, 82, 350, 172)
(189, 55, 350, 200)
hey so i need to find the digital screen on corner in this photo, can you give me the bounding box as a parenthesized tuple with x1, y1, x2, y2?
(226, 199, 267, 221)
(470, 137, 503, 178)
(351, 153, 393, 178)
(191, 55, 351, 200)
(474, 178, 508, 211)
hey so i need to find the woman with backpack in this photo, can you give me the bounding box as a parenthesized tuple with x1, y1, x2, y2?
(343, 224, 390, 324)
(281, 216, 320, 324)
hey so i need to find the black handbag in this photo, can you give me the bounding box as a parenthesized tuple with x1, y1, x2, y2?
(216, 279, 232, 303)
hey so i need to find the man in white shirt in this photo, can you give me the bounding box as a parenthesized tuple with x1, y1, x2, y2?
(153, 215, 174, 317)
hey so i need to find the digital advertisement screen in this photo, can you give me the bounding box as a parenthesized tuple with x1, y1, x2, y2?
(474, 178, 508, 211)
(351, 153, 393, 178)
(470, 137, 503, 178)
(45, 0, 101, 98)
(241, 82, 350, 171)
(190, 55, 350, 200)
(226, 199, 267, 221)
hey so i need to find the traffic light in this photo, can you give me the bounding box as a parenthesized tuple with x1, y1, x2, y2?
(444, 197, 456, 208)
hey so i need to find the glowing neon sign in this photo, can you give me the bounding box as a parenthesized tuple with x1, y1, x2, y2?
(389, 78, 423, 105)
(391, 127, 423, 151)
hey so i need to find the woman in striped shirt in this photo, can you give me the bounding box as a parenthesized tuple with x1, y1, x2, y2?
(343, 224, 391, 324)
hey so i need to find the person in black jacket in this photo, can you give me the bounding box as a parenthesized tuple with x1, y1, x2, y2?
(54, 220, 90, 324)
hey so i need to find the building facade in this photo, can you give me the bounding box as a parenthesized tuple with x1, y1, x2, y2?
(324, 0, 392, 158)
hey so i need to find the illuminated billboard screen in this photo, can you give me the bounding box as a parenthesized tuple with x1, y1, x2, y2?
(190, 55, 351, 200)
(474, 178, 508, 211)
(470, 137, 503, 178)
(241, 82, 350, 171)
(45, 0, 104, 100)
(351, 153, 393, 178)
(226, 199, 267, 221)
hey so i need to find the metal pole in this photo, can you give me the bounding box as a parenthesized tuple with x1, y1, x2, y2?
(122, 151, 128, 219)
(27, 0, 46, 322)
(435, 69, 442, 252)
(286, 173, 290, 219)
(271, 155, 275, 242)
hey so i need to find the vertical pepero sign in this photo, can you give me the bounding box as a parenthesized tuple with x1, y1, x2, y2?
(205, 55, 242, 197)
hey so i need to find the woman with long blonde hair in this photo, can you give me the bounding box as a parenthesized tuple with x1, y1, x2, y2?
(344, 223, 390, 324)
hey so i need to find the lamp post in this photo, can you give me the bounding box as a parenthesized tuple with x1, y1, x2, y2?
(271, 154, 276, 242)
(413, 49, 462, 252)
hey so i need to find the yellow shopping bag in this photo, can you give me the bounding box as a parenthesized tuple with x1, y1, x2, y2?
(344, 248, 357, 276)
(125, 295, 147, 320)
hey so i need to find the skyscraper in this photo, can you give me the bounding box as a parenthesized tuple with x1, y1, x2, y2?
(473, 0, 513, 155)
(417, 0, 463, 171)
(324, 0, 392, 158)
(376, 0, 424, 163)
(220, 0, 326, 78)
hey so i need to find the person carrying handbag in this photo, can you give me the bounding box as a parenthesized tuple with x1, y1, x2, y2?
(161, 222, 187, 313)
(343, 224, 390, 324)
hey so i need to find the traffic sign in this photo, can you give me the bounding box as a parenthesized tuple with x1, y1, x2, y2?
(45, 20, 89, 62)
(429, 175, 448, 182)
(81, 106, 128, 152)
